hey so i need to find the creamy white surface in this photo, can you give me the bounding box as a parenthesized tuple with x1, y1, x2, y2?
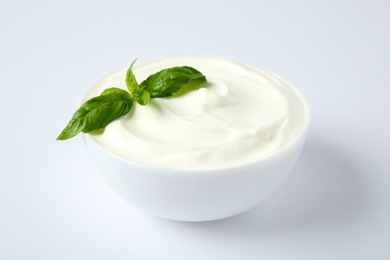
(83, 57, 306, 170)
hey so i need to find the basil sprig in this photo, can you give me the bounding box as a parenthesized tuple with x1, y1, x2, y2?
(57, 60, 207, 140)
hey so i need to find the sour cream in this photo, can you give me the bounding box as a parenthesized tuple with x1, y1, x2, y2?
(83, 57, 306, 170)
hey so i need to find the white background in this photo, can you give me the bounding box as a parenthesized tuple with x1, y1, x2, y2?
(1, 0, 389, 259)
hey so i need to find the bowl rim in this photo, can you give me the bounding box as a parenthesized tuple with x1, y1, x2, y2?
(82, 57, 311, 174)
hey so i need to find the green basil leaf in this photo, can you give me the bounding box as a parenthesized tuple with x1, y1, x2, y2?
(125, 59, 150, 106)
(136, 90, 150, 106)
(125, 59, 139, 95)
(139, 66, 206, 98)
(57, 87, 133, 140)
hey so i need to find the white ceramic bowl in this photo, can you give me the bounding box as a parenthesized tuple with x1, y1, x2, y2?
(83, 64, 310, 222)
